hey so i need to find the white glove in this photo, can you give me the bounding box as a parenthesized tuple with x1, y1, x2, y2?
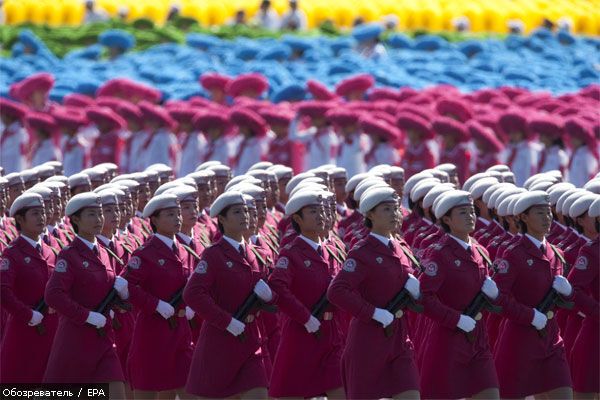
(531, 309, 548, 330)
(86, 311, 107, 328)
(185, 306, 195, 320)
(226, 317, 246, 336)
(113, 276, 129, 299)
(372, 308, 394, 328)
(552, 275, 572, 297)
(457, 314, 476, 333)
(404, 273, 420, 299)
(481, 277, 499, 300)
(304, 315, 321, 333)
(156, 300, 175, 319)
(253, 279, 273, 302)
(109, 309, 115, 319)
(28, 310, 44, 326)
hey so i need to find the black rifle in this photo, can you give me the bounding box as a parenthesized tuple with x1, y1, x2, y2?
(383, 287, 423, 337)
(166, 286, 186, 330)
(93, 287, 132, 337)
(232, 290, 278, 341)
(462, 247, 503, 342)
(310, 292, 330, 338)
(33, 298, 48, 335)
(535, 244, 575, 337)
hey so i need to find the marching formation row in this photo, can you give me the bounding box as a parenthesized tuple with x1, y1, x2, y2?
(0, 158, 598, 399)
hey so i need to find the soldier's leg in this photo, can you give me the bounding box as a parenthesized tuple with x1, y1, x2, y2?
(470, 387, 499, 399)
(393, 389, 420, 399)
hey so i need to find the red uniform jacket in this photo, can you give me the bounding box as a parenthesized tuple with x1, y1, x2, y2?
(43, 238, 124, 383)
(1, 238, 57, 383)
(328, 235, 420, 399)
(183, 238, 271, 397)
(418, 234, 498, 399)
(567, 238, 599, 393)
(268, 236, 343, 397)
(125, 235, 193, 391)
(493, 236, 572, 398)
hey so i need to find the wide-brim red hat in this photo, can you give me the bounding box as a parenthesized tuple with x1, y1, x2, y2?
(200, 73, 232, 91)
(466, 120, 504, 152)
(86, 106, 127, 132)
(11, 73, 54, 102)
(432, 116, 470, 142)
(226, 73, 269, 98)
(335, 74, 374, 97)
(230, 107, 268, 137)
(359, 115, 399, 142)
(396, 112, 434, 140)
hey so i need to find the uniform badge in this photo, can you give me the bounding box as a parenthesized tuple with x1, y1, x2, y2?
(376, 257, 383, 264)
(226, 261, 233, 268)
(158, 259, 165, 266)
(304, 260, 311, 267)
(24, 257, 31, 264)
(343, 258, 356, 272)
(433, 244, 443, 251)
(82, 261, 89, 268)
(424, 262, 438, 277)
(497, 259, 510, 274)
(0, 258, 9, 271)
(454, 260, 461, 267)
(527, 259, 533, 266)
(195, 260, 208, 274)
(284, 244, 292, 250)
(127, 256, 141, 270)
(276, 257, 289, 269)
(55, 259, 67, 273)
(574, 256, 588, 270)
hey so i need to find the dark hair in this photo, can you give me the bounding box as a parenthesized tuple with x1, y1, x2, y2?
(70, 209, 83, 234)
(440, 209, 453, 233)
(13, 208, 29, 231)
(217, 205, 233, 234)
(502, 217, 510, 231)
(552, 138, 565, 149)
(291, 209, 304, 234)
(517, 206, 534, 234)
(473, 204, 481, 218)
(364, 217, 373, 228)
(595, 218, 599, 234)
(346, 194, 357, 210)
(573, 213, 585, 234)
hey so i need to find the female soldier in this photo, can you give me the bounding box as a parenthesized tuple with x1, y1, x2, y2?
(494, 191, 573, 399)
(328, 185, 421, 399)
(124, 193, 194, 399)
(1, 193, 57, 383)
(268, 190, 345, 399)
(43, 192, 129, 398)
(418, 190, 500, 399)
(183, 191, 274, 399)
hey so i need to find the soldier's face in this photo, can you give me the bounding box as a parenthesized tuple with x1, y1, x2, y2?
(197, 183, 211, 208)
(443, 205, 476, 235)
(220, 205, 249, 235)
(152, 207, 182, 237)
(521, 205, 552, 236)
(294, 205, 324, 234)
(256, 200, 267, 227)
(180, 201, 199, 228)
(44, 199, 54, 224)
(278, 178, 291, 202)
(269, 180, 279, 206)
(368, 201, 401, 233)
(16, 207, 46, 237)
(102, 205, 120, 232)
(246, 207, 258, 235)
(332, 178, 347, 203)
(73, 207, 104, 237)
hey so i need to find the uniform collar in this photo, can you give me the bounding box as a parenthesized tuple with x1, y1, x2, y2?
(223, 235, 245, 251)
(96, 234, 113, 246)
(250, 234, 260, 244)
(177, 232, 193, 245)
(20, 234, 42, 249)
(77, 235, 98, 250)
(155, 233, 175, 249)
(135, 211, 143, 218)
(448, 234, 471, 251)
(370, 232, 391, 246)
(299, 234, 321, 251)
(525, 233, 546, 249)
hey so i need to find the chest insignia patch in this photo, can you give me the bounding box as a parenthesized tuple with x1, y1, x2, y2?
(24, 257, 31, 264)
(376, 257, 383, 264)
(82, 261, 89, 268)
(343, 258, 356, 272)
(527, 259, 533, 266)
(158, 259, 165, 266)
(304, 260, 311, 267)
(226, 261, 233, 268)
(454, 259, 461, 267)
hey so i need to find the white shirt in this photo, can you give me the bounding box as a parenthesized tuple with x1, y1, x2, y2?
(370, 232, 392, 246)
(31, 139, 61, 167)
(176, 232, 193, 245)
(21, 234, 42, 250)
(223, 235, 245, 252)
(96, 234, 114, 247)
(525, 233, 547, 250)
(77, 235, 98, 250)
(280, 9, 307, 30)
(290, 121, 339, 170)
(155, 233, 176, 249)
(299, 234, 321, 252)
(449, 234, 472, 251)
(337, 132, 368, 177)
(179, 131, 208, 176)
(0, 121, 28, 173)
(569, 146, 598, 188)
(253, 9, 280, 30)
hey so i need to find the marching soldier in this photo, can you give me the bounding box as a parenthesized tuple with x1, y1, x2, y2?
(1, 193, 58, 383)
(493, 191, 573, 399)
(183, 191, 274, 398)
(268, 190, 345, 399)
(418, 190, 500, 399)
(328, 185, 421, 399)
(124, 194, 193, 399)
(43, 192, 128, 399)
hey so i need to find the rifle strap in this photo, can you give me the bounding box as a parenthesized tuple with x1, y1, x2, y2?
(549, 243, 568, 272)
(180, 243, 202, 261)
(103, 246, 125, 266)
(399, 244, 422, 272)
(475, 245, 493, 269)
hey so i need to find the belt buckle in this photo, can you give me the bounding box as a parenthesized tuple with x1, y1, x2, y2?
(48, 307, 56, 315)
(245, 314, 255, 323)
(177, 309, 186, 318)
(323, 312, 334, 321)
(394, 309, 404, 319)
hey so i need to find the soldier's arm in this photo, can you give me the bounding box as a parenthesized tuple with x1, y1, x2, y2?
(419, 258, 461, 329)
(493, 255, 536, 325)
(125, 254, 160, 314)
(0, 254, 34, 323)
(44, 256, 90, 325)
(567, 248, 599, 321)
(268, 253, 311, 325)
(327, 256, 374, 322)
